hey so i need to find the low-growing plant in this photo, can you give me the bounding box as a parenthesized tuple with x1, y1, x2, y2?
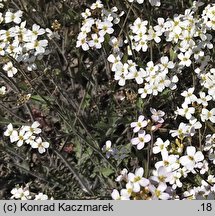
(0, 0, 215, 200)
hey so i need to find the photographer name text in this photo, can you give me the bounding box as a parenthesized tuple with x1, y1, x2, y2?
(19, 202, 114, 212)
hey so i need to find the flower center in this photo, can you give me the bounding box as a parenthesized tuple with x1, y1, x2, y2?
(134, 176, 141, 182)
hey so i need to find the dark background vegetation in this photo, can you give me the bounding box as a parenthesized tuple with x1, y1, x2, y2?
(0, 0, 213, 199)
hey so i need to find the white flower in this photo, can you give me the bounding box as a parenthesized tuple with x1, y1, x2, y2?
(138, 86, 152, 98)
(34, 193, 48, 200)
(98, 20, 114, 36)
(76, 35, 89, 51)
(177, 103, 195, 120)
(189, 117, 202, 133)
(5, 10, 23, 24)
(131, 130, 151, 150)
(181, 87, 197, 104)
(114, 63, 129, 86)
(102, 140, 114, 158)
(88, 34, 104, 49)
(11, 185, 30, 200)
(13, 128, 29, 147)
(146, 61, 159, 75)
(91, 0, 103, 10)
(200, 108, 215, 123)
(127, 0, 144, 3)
(25, 135, 36, 145)
(0, 86, 6, 95)
(202, 175, 215, 187)
(130, 18, 148, 34)
(130, 115, 148, 133)
(155, 151, 179, 171)
(81, 8, 91, 19)
(204, 134, 215, 152)
(153, 138, 170, 154)
(128, 69, 145, 84)
(46, 28, 60, 40)
(109, 36, 123, 53)
(137, 0, 144, 4)
(183, 189, 196, 200)
(111, 189, 121, 200)
(159, 56, 175, 73)
(135, 37, 148, 52)
(150, 108, 165, 123)
(120, 182, 134, 198)
(154, 18, 165, 33)
(111, 189, 129, 200)
(170, 170, 183, 189)
(178, 51, 192, 67)
(4, 123, 18, 143)
(179, 146, 204, 171)
(107, 54, 122, 71)
(149, 184, 169, 200)
(170, 122, 190, 139)
(115, 168, 128, 182)
(147, 26, 162, 43)
(30, 24, 45, 40)
(25, 39, 48, 55)
(196, 160, 209, 175)
(149, 0, 161, 7)
(0, 42, 5, 55)
(128, 167, 149, 192)
(23, 121, 42, 137)
(197, 92, 212, 106)
(151, 166, 173, 188)
(31, 137, 49, 154)
(3, 61, 18, 77)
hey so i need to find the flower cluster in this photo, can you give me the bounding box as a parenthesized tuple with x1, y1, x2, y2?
(77, 1, 215, 102)
(110, 100, 215, 200)
(0, 9, 55, 75)
(76, 0, 124, 51)
(75, 1, 215, 199)
(107, 17, 178, 95)
(176, 86, 215, 126)
(130, 108, 165, 150)
(4, 122, 49, 154)
(130, 115, 151, 150)
(112, 166, 171, 200)
(10, 184, 51, 200)
(112, 162, 215, 200)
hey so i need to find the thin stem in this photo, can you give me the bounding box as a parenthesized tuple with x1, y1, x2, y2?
(0, 73, 34, 122)
(198, 129, 202, 151)
(194, 168, 213, 187)
(12, 163, 49, 183)
(118, 2, 133, 37)
(0, 102, 26, 123)
(146, 130, 153, 178)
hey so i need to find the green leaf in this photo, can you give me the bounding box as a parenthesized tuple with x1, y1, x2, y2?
(100, 167, 115, 178)
(170, 47, 177, 61)
(31, 95, 53, 104)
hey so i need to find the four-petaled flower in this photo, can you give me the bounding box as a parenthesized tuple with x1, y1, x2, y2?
(31, 137, 49, 154)
(130, 115, 148, 133)
(180, 146, 204, 171)
(128, 167, 149, 192)
(131, 130, 151, 150)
